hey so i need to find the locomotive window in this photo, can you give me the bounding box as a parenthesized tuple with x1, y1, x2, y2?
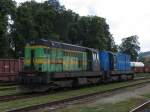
(96, 53, 99, 61)
(64, 51, 66, 56)
(92, 53, 94, 61)
(44, 48, 50, 54)
(44, 49, 47, 54)
(93, 53, 97, 61)
(93, 53, 99, 62)
(47, 49, 50, 54)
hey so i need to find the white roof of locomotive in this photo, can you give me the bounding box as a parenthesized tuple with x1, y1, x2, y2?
(130, 62, 144, 67)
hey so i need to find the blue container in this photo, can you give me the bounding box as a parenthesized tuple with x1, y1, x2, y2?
(99, 51, 131, 72)
(99, 51, 111, 71)
(114, 53, 131, 71)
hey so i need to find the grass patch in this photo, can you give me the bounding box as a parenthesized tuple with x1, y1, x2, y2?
(142, 92, 150, 98)
(0, 89, 19, 96)
(0, 79, 150, 111)
(0, 85, 17, 90)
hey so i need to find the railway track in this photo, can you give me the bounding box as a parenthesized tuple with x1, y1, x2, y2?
(130, 100, 150, 112)
(0, 83, 17, 86)
(0, 76, 146, 92)
(0, 86, 17, 91)
(5, 77, 150, 112)
(0, 77, 149, 102)
(0, 91, 57, 102)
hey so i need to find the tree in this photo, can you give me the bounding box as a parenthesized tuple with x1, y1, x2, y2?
(0, 0, 16, 57)
(68, 16, 114, 50)
(10, 0, 116, 57)
(48, 0, 65, 11)
(109, 35, 119, 52)
(53, 9, 79, 42)
(12, 0, 78, 57)
(11, 1, 57, 57)
(119, 35, 140, 61)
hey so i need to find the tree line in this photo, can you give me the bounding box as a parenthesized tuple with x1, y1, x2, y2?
(0, 0, 140, 61)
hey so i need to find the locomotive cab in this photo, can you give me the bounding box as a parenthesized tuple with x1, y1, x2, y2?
(19, 45, 50, 88)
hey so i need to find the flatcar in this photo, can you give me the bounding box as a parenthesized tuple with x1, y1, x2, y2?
(18, 39, 133, 92)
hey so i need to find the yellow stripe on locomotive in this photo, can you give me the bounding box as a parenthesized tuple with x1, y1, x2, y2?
(24, 45, 88, 72)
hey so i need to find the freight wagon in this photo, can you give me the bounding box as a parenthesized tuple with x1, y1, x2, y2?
(0, 59, 23, 82)
(18, 39, 133, 92)
(131, 62, 145, 73)
(144, 66, 150, 73)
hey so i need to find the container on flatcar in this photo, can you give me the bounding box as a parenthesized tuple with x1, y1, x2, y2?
(99, 51, 133, 81)
(99, 51, 111, 72)
(114, 53, 131, 71)
(99, 51, 131, 72)
(0, 59, 23, 82)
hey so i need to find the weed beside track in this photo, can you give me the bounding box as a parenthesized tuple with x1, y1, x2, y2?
(0, 77, 149, 103)
(0, 86, 17, 91)
(0, 78, 149, 112)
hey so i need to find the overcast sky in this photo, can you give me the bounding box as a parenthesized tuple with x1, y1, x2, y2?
(16, 0, 150, 52)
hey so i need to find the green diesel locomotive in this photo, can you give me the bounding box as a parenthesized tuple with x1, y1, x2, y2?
(19, 39, 101, 92)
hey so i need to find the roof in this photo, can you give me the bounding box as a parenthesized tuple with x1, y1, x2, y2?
(26, 39, 98, 52)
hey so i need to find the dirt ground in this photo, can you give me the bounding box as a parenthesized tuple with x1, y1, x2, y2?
(91, 83, 150, 105)
(54, 83, 150, 112)
(35, 83, 150, 112)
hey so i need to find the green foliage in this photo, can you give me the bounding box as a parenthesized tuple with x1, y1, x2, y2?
(119, 35, 140, 61)
(53, 9, 79, 42)
(0, 0, 16, 15)
(68, 16, 113, 50)
(1, 0, 117, 57)
(0, 0, 16, 58)
(0, 78, 150, 111)
(11, 1, 57, 57)
(48, 0, 65, 11)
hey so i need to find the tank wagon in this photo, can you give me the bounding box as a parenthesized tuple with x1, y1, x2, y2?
(131, 62, 150, 73)
(19, 39, 133, 92)
(131, 62, 145, 73)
